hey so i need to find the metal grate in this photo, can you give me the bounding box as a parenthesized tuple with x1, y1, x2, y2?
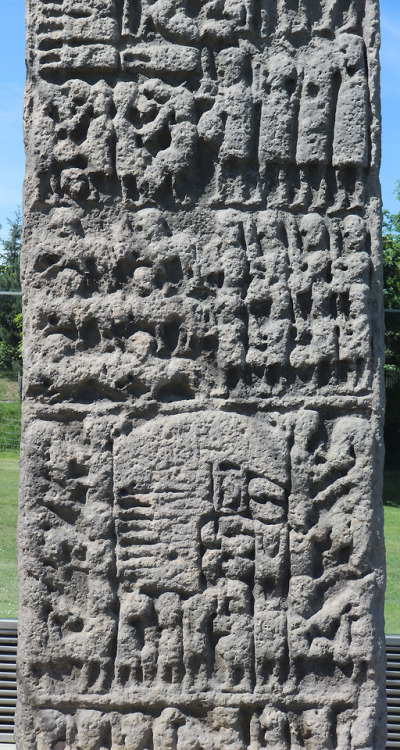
(0, 625, 398, 745)
(387, 636, 400, 748)
(0, 620, 17, 744)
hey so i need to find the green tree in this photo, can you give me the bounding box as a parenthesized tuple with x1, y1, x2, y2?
(382, 185, 400, 467)
(383, 209, 400, 311)
(0, 210, 22, 370)
(383, 185, 400, 374)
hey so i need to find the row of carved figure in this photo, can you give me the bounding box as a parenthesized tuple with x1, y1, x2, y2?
(25, 412, 378, 705)
(35, 0, 367, 47)
(31, 29, 372, 209)
(32, 699, 379, 750)
(25, 208, 375, 401)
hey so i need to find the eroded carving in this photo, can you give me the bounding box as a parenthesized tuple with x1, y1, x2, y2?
(20, 0, 385, 747)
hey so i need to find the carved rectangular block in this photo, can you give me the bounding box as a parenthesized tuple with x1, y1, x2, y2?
(19, 0, 386, 748)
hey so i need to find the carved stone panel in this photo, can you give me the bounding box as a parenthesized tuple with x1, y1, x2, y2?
(19, 0, 385, 748)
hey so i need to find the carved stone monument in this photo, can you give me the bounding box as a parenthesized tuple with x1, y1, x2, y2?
(18, 0, 386, 747)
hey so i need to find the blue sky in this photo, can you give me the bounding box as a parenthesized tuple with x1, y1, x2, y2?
(0, 0, 399, 239)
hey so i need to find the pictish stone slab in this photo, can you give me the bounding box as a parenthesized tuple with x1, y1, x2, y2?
(18, 0, 386, 748)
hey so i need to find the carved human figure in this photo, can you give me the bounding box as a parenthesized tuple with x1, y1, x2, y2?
(132, 209, 200, 294)
(332, 33, 369, 210)
(331, 215, 370, 383)
(312, 416, 369, 560)
(139, 0, 200, 43)
(276, 0, 309, 36)
(74, 710, 111, 750)
(129, 208, 204, 361)
(200, 0, 253, 41)
(115, 713, 154, 750)
(55, 80, 92, 163)
(289, 214, 336, 372)
(155, 592, 183, 684)
(246, 212, 291, 376)
(295, 40, 337, 210)
(200, 502, 255, 693)
(198, 48, 254, 204)
(248, 476, 288, 604)
(256, 49, 299, 205)
(253, 607, 288, 686)
(34, 710, 69, 750)
(288, 412, 376, 679)
(254, 523, 289, 598)
(53, 79, 93, 201)
(203, 210, 248, 393)
(219, 515, 255, 582)
(153, 708, 185, 750)
(300, 708, 334, 750)
(214, 577, 253, 691)
(177, 708, 247, 749)
(254, 707, 290, 749)
(316, 0, 363, 34)
(182, 592, 217, 689)
(289, 576, 364, 666)
(62, 451, 115, 694)
(134, 79, 197, 204)
(115, 590, 156, 686)
(113, 82, 141, 202)
(84, 81, 115, 197)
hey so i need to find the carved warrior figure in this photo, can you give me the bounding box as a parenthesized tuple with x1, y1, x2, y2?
(256, 47, 299, 204)
(20, 0, 385, 748)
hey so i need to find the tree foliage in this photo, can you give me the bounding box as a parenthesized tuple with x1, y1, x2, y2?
(381, 185, 400, 466)
(383, 209, 400, 311)
(383, 184, 400, 375)
(0, 211, 22, 370)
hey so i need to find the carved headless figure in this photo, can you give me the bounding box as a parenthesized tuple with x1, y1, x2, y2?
(182, 592, 217, 689)
(332, 34, 369, 211)
(276, 0, 308, 35)
(246, 213, 291, 373)
(316, 0, 362, 33)
(331, 216, 370, 384)
(214, 578, 253, 691)
(155, 592, 183, 684)
(289, 214, 336, 372)
(257, 50, 299, 206)
(295, 41, 337, 210)
(205, 48, 254, 204)
(115, 591, 156, 686)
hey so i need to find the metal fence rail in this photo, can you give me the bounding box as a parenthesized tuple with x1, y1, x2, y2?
(0, 620, 17, 744)
(387, 636, 400, 748)
(0, 622, 399, 745)
(0, 418, 21, 452)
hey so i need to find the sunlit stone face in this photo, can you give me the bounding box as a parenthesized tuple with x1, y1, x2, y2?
(18, 0, 386, 747)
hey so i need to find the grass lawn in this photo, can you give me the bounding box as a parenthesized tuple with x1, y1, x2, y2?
(0, 376, 18, 402)
(0, 401, 21, 453)
(384, 470, 400, 633)
(0, 451, 19, 618)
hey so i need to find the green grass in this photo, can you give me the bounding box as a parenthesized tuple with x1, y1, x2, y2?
(0, 451, 19, 618)
(0, 400, 21, 451)
(0, 376, 18, 402)
(384, 470, 400, 633)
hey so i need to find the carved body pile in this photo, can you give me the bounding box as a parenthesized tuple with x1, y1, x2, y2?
(18, 0, 386, 748)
